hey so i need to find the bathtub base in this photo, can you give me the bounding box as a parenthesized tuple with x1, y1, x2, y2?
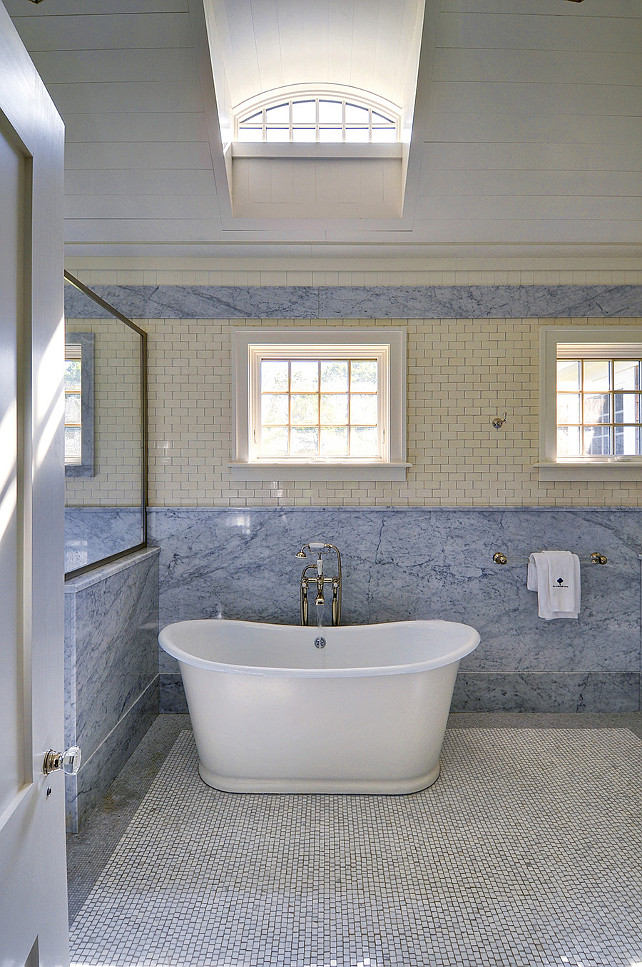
(198, 760, 441, 795)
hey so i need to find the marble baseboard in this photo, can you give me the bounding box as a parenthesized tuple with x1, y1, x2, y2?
(64, 283, 642, 321)
(159, 674, 189, 714)
(452, 672, 640, 713)
(66, 676, 159, 833)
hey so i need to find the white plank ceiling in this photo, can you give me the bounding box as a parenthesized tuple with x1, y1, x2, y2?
(4, 0, 641, 258)
(205, 0, 424, 112)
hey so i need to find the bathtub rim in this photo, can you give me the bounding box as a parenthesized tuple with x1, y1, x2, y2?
(159, 617, 480, 679)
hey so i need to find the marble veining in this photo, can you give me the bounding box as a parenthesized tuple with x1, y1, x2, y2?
(453, 671, 640, 714)
(66, 682, 158, 836)
(65, 549, 159, 832)
(65, 507, 144, 574)
(148, 506, 642, 713)
(318, 284, 642, 319)
(64, 284, 642, 320)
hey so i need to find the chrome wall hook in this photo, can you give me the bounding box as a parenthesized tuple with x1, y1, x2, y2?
(492, 412, 507, 430)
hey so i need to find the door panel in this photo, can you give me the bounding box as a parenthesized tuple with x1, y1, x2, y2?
(0, 119, 24, 822)
(0, 3, 67, 965)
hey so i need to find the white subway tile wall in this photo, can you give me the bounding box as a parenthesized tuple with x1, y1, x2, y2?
(65, 317, 143, 507)
(64, 261, 642, 507)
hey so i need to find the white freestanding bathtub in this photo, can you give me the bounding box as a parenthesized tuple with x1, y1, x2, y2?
(159, 618, 480, 794)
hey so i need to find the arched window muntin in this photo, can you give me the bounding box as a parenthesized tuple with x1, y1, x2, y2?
(235, 92, 400, 145)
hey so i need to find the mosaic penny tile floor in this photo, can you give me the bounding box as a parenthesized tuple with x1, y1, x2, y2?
(70, 728, 642, 967)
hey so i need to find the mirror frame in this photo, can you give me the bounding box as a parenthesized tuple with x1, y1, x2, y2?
(64, 271, 148, 580)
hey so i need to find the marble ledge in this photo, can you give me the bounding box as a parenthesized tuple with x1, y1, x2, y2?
(64, 283, 642, 321)
(65, 546, 160, 594)
(147, 505, 642, 514)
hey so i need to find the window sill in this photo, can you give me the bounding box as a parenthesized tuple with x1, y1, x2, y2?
(228, 462, 410, 482)
(535, 460, 642, 482)
(65, 463, 94, 478)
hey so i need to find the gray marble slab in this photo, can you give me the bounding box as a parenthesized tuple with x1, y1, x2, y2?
(65, 679, 158, 833)
(318, 284, 642, 319)
(65, 549, 160, 831)
(149, 507, 642, 713)
(159, 674, 188, 714)
(70, 554, 158, 760)
(64, 284, 642, 320)
(452, 671, 640, 713)
(65, 507, 144, 574)
(65, 284, 320, 320)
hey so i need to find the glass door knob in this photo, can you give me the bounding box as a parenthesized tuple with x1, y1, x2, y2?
(43, 746, 81, 776)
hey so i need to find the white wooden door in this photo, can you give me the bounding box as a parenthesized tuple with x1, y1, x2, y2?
(0, 4, 68, 965)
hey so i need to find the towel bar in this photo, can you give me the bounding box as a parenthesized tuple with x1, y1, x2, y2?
(492, 551, 607, 566)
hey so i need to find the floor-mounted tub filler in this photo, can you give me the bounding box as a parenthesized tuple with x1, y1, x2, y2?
(160, 618, 480, 794)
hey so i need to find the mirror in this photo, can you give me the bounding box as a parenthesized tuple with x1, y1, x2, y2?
(64, 273, 147, 577)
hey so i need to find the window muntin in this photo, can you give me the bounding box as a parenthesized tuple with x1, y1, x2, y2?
(538, 327, 642, 481)
(64, 343, 82, 465)
(249, 343, 389, 464)
(232, 329, 406, 481)
(557, 356, 642, 458)
(236, 97, 398, 144)
(258, 357, 381, 460)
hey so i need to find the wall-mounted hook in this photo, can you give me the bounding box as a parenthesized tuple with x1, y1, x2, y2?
(492, 412, 507, 430)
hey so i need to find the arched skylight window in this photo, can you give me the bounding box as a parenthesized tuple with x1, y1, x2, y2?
(236, 96, 399, 144)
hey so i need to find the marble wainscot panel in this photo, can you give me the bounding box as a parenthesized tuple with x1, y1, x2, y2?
(64, 284, 642, 321)
(64, 547, 160, 832)
(148, 507, 642, 715)
(65, 506, 145, 574)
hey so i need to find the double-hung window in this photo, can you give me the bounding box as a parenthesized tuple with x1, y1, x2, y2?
(231, 329, 407, 481)
(539, 327, 642, 481)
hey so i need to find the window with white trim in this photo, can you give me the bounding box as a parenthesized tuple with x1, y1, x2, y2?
(64, 342, 82, 465)
(64, 331, 94, 477)
(231, 329, 407, 481)
(539, 327, 642, 481)
(236, 95, 399, 144)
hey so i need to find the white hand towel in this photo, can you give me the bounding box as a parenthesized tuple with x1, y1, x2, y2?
(527, 551, 581, 620)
